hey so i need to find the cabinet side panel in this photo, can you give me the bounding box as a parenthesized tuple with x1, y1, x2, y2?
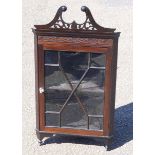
(109, 38, 119, 135)
(103, 50, 113, 136)
(103, 38, 119, 137)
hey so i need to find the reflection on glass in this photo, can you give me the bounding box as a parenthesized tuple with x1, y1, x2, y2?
(60, 52, 88, 84)
(91, 53, 106, 67)
(45, 113, 59, 127)
(44, 50, 105, 130)
(45, 51, 58, 64)
(77, 69, 105, 116)
(45, 66, 71, 113)
(61, 96, 88, 129)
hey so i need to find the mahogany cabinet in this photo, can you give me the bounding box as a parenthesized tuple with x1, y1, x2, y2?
(32, 6, 120, 150)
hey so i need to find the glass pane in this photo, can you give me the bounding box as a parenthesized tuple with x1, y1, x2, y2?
(45, 51, 58, 64)
(91, 53, 106, 67)
(45, 92, 68, 112)
(45, 113, 60, 127)
(89, 117, 103, 130)
(44, 66, 71, 112)
(61, 96, 87, 129)
(77, 69, 105, 115)
(60, 52, 88, 86)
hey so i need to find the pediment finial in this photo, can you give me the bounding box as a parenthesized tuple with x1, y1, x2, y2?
(34, 6, 116, 33)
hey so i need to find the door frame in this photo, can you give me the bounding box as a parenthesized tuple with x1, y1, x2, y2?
(37, 38, 113, 137)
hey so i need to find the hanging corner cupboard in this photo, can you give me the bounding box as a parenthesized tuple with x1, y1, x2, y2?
(32, 6, 120, 151)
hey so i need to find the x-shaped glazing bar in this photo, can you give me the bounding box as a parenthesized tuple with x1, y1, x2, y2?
(59, 65, 88, 115)
(59, 67, 89, 113)
(58, 52, 91, 114)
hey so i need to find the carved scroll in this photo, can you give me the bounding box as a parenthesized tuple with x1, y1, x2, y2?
(34, 6, 115, 32)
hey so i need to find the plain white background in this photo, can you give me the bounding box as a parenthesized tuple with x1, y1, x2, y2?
(0, 0, 154, 154)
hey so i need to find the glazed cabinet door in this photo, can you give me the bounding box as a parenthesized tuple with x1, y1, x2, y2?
(44, 50, 106, 129)
(37, 44, 112, 137)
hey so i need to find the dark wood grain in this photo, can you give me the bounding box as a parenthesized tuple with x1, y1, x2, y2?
(108, 37, 119, 136)
(103, 51, 113, 136)
(38, 45, 45, 131)
(38, 36, 113, 53)
(43, 127, 104, 137)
